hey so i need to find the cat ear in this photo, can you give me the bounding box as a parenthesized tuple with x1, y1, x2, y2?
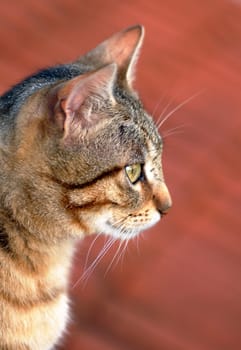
(53, 63, 117, 140)
(78, 25, 145, 87)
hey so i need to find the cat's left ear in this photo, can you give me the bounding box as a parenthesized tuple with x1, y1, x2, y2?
(77, 25, 145, 88)
(52, 63, 117, 142)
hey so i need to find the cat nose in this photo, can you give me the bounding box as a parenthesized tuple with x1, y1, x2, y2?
(153, 183, 172, 215)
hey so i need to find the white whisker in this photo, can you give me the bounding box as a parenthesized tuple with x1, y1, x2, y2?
(152, 100, 162, 120)
(114, 238, 129, 271)
(152, 91, 170, 120)
(161, 123, 187, 138)
(104, 237, 125, 276)
(83, 233, 101, 271)
(155, 98, 175, 128)
(113, 237, 129, 272)
(72, 236, 116, 288)
(123, 239, 130, 263)
(157, 91, 204, 130)
(162, 129, 185, 139)
(111, 216, 127, 228)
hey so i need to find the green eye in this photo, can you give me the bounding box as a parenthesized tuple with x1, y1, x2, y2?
(125, 164, 143, 184)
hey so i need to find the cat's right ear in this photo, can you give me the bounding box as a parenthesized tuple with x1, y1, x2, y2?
(77, 25, 145, 88)
(49, 64, 117, 143)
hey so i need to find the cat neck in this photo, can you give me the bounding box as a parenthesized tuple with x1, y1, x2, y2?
(0, 209, 75, 276)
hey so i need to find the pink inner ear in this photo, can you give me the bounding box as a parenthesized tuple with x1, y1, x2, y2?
(63, 64, 116, 116)
(57, 75, 87, 112)
(107, 28, 142, 68)
(77, 25, 144, 87)
(64, 82, 86, 115)
(54, 64, 117, 139)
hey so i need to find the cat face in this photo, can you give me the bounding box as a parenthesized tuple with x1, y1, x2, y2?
(2, 25, 171, 242)
(48, 133, 171, 241)
(73, 142, 172, 240)
(43, 83, 172, 240)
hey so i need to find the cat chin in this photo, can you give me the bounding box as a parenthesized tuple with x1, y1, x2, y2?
(104, 224, 142, 241)
(91, 211, 161, 241)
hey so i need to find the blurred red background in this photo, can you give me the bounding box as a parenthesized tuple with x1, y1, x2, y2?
(0, 1, 240, 349)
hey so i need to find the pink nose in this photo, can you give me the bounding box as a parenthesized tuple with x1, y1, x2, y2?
(153, 182, 172, 214)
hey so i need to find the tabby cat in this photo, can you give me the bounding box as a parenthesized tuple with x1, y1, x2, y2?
(0, 25, 171, 349)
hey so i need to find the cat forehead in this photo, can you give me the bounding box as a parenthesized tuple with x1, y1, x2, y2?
(113, 87, 162, 144)
(99, 111, 162, 164)
(70, 108, 161, 167)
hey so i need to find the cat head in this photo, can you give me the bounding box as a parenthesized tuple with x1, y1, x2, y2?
(3, 25, 171, 242)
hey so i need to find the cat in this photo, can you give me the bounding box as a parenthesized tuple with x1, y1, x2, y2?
(0, 25, 172, 350)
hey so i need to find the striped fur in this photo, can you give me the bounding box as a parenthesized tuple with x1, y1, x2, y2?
(0, 25, 171, 349)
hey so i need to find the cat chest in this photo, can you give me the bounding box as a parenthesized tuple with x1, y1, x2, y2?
(0, 292, 69, 349)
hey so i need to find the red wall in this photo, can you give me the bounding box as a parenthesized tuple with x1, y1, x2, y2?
(0, 1, 240, 349)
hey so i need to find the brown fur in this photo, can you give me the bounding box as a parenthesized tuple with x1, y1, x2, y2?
(0, 25, 171, 349)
